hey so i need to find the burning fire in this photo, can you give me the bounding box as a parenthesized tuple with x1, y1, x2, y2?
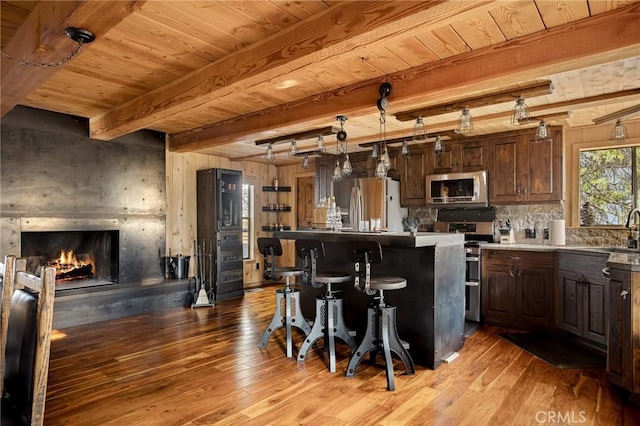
(50, 249, 95, 279)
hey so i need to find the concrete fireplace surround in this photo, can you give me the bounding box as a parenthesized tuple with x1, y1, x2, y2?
(1, 106, 190, 328)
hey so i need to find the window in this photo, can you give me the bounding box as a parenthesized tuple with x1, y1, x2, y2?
(579, 146, 639, 226)
(241, 183, 254, 259)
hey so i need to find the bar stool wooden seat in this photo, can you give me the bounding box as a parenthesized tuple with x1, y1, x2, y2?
(295, 239, 357, 373)
(257, 237, 311, 358)
(345, 241, 415, 391)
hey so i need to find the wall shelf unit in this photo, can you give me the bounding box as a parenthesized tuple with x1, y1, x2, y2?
(262, 186, 291, 192)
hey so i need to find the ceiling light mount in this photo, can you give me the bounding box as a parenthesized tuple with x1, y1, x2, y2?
(65, 27, 96, 44)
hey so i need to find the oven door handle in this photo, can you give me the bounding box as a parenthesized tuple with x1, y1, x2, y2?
(466, 256, 480, 262)
(465, 281, 480, 287)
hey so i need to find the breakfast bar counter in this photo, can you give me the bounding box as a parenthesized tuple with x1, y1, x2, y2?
(273, 230, 465, 369)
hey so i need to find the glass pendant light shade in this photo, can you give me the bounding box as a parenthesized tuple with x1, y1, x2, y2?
(301, 154, 310, 169)
(288, 140, 298, 158)
(401, 140, 409, 155)
(434, 134, 445, 154)
(456, 108, 473, 134)
(342, 153, 352, 176)
(413, 116, 426, 140)
(332, 159, 342, 182)
(511, 97, 530, 125)
(612, 119, 628, 141)
(264, 144, 275, 162)
(374, 159, 387, 180)
(382, 149, 391, 171)
(535, 120, 551, 143)
(316, 134, 326, 153)
(371, 144, 378, 159)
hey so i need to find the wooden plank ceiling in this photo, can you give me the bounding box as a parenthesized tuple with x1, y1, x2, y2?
(1, 0, 639, 165)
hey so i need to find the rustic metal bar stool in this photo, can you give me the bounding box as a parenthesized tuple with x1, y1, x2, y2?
(345, 240, 415, 391)
(257, 237, 311, 358)
(295, 239, 357, 373)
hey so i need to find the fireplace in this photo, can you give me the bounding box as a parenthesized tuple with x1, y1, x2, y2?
(21, 230, 119, 289)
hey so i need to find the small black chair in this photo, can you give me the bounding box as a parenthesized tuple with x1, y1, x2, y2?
(257, 237, 310, 358)
(345, 241, 415, 391)
(295, 239, 356, 373)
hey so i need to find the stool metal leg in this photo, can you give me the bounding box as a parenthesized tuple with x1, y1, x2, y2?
(345, 305, 378, 377)
(259, 279, 311, 357)
(345, 304, 415, 391)
(298, 293, 357, 373)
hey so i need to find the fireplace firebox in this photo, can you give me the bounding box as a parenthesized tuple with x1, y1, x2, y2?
(21, 230, 119, 289)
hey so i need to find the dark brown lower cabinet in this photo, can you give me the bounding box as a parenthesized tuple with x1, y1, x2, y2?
(482, 250, 555, 328)
(606, 266, 639, 397)
(558, 252, 608, 346)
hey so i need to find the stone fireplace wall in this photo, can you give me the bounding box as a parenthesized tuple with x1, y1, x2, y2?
(0, 106, 166, 285)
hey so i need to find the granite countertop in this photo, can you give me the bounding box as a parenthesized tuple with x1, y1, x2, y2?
(483, 243, 640, 271)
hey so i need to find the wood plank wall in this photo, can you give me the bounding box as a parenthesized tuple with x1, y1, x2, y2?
(166, 149, 278, 287)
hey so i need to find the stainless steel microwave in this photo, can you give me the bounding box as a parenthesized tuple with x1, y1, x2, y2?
(425, 170, 488, 206)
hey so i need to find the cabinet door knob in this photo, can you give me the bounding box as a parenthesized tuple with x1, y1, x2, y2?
(621, 289, 630, 299)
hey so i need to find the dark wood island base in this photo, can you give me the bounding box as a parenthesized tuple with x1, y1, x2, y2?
(274, 230, 466, 369)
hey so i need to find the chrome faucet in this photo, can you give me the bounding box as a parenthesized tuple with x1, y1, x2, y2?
(625, 208, 640, 249)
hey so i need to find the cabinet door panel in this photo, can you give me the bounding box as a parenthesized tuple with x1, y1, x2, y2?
(606, 270, 629, 387)
(525, 133, 559, 201)
(482, 265, 515, 322)
(559, 270, 581, 335)
(517, 266, 554, 325)
(490, 138, 519, 201)
(400, 150, 426, 207)
(461, 141, 485, 171)
(584, 279, 607, 344)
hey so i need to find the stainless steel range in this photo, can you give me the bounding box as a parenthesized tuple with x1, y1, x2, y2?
(434, 207, 495, 323)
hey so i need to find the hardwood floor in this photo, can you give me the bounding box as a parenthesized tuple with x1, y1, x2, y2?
(45, 284, 640, 425)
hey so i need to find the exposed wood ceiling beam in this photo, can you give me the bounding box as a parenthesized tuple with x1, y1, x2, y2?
(255, 126, 338, 146)
(518, 112, 571, 125)
(169, 3, 640, 153)
(233, 87, 640, 163)
(394, 81, 554, 122)
(592, 104, 640, 125)
(89, 1, 501, 141)
(358, 130, 460, 148)
(0, 1, 146, 116)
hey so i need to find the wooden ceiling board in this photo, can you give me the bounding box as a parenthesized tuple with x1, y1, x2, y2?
(135, 4, 239, 61)
(449, 12, 506, 49)
(218, 0, 305, 31)
(588, 0, 637, 15)
(384, 36, 440, 67)
(0, 1, 38, 48)
(416, 26, 472, 60)
(489, 1, 547, 39)
(535, 0, 591, 28)
(269, 0, 333, 20)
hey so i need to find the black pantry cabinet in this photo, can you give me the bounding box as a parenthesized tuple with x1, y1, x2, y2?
(197, 168, 244, 300)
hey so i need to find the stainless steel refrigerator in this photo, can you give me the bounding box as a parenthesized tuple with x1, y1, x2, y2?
(333, 178, 407, 231)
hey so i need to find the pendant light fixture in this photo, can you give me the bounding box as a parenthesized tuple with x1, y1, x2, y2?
(375, 83, 392, 180)
(288, 140, 298, 158)
(264, 144, 276, 162)
(611, 119, 628, 141)
(511, 97, 530, 125)
(316, 134, 326, 153)
(301, 154, 310, 169)
(434, 135, 445, 155)
(456, 107, 473, 134)
(535, 120, 551, 143)
(336, 115, 352, 177)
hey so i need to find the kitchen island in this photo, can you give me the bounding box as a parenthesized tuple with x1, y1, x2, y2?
(273, 230, 465, 369)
